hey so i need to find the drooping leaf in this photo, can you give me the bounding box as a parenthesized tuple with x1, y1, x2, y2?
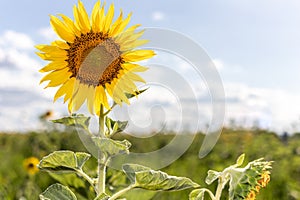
(52, 114, 90, 130)
(122, 164, 200, 191)
(189, 189, 206, 200)
(205, 170, 221, 185)
(92, 138, 131, 157)
(39, 183, 77, 200)
(38, 151, 91, 173)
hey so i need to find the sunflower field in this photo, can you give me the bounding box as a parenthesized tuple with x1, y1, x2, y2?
(1, 128, 299, 200)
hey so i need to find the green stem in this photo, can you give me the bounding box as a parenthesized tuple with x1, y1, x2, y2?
(103, 102, 117, 116)
(76, 169, 95, 190)
(97, 104, 107, 195)
(214, 176, 225, 200)
(108, 185, 135, 200)
(203, 188, 215, 200)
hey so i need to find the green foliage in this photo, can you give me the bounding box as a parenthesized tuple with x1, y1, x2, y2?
(92, 138, 131, 157)
(189, 189, 206, 200)
(122, 163, 200, 191)
(39, 183, 77, 200)
(1, 130, 300, 199)
(105, 117, 128, 137)
(39, 151, 91, 173)
(52, 114, 90, 131)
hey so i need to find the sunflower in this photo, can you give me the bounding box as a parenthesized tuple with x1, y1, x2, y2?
(23, 157, 40, 175)
(37, 1, 155, 114)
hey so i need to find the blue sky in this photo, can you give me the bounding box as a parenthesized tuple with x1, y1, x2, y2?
(0, 0, 300, 133)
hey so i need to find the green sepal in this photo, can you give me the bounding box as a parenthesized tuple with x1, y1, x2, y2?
(52, 114, 90, 130)
(122, 164, 200, 191)
(125, 88, 148, 99)
(92, 137, 131, 157)
(38, 150, 90, 173)
(189, 189, 206, 200)
(39, 183, 77, 200)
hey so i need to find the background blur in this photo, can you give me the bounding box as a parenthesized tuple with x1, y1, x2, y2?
(1, 0, 300, 133)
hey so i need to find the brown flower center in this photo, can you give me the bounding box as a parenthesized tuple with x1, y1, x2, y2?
(66, 31, 123, 87)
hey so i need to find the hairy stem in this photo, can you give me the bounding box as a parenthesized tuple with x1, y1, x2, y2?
(203, 188, 215, 200)
(75, 169, 95, 190)
(97, 104, 107, 195)
(214, 176, 225, 200)
(109, 185, 135, 200)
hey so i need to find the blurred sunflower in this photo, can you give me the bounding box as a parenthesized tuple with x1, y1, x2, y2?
(37, 1, 155, 115)
(23, 157, 39, 175)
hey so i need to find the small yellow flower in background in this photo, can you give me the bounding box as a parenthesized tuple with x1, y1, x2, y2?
(36, 0, 155, 115)
(258, 171, 270, 187)
(23, 157, 39, 175)
(245, 190, 256, 200)
(245, 171, 271, 200)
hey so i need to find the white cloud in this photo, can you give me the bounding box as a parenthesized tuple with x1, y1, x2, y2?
(38, 26, 58, 41)
(0, 30, 34, 50)
(223, 82, 300, 132)
(152, 11, 165, 21)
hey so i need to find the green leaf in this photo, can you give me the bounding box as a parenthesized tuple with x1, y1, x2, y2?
(38, 151, 91, 173)
(39, 183, 77, 200)
(49, 173, 86, 189)
(92, 138, 131, 157)
(125, 88, 148, 99)
(205, 170, 221, 185)
(105, 117, 128, 136)
(93, 193, 110, 200)
(189, 189, 206, 200)
(52, 114, 90, 130)
(122, 164, 200, 191)
(236, 154, 245, 167)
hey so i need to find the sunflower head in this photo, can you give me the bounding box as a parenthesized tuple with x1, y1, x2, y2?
(37, 1, 155, 115)
(23, 157, 40, 175)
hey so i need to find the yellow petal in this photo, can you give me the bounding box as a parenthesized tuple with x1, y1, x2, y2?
(50, 15, 75, 42)
(58, 14, 81, 37)
(109, 10, 123, 36)
(113, 82, 130, 104)
(86, 86, 96, 114)
(39, 61, 68, 72)
(98, 6, 106, 32)
(125, 72, 145, 83)
(106, 82, 122, 105)
(122, 50, 155, 62)
(112, 13, 132, 36)
(44, 72, 70, 88)
(36, 45, 67, 56)
(64, 78, 77, 103)
(77, 1, 91, 32)
(120, 39, 148, 52)
(36, 52, 67, 61)
(53, 78, 75, 102)
(91, 1, 101, 32)
(40, 67, 71, 84)
(73, 83, 88, 111)
(51, 40, 70, 49)
(103, 3, 114, 32)
(125, 24, 141, 32)
(122, 63, 148, 72)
